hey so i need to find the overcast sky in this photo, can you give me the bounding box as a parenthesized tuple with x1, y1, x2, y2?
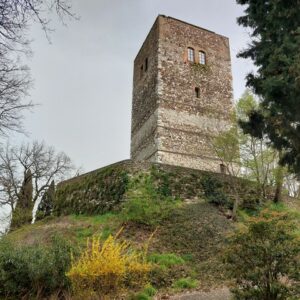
(15, 0, 254, 173)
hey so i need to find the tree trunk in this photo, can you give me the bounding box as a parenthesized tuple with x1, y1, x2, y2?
(274, 178, 283, 203)
(231, 184, 240, 221)
(274, 165, 284, 203)
(232, 198, 239, 221)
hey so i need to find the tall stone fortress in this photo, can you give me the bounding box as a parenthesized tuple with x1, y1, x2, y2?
(130, 15, 234, 172)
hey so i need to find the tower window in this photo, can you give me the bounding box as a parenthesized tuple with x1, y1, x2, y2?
(187, 47, 195, 62)
(140, 64, 143, 78)
(199, 51, 206, 65)
(220, 163, 226, 174)
(145, 58, 148, 71)
(195, 87, 200, 98)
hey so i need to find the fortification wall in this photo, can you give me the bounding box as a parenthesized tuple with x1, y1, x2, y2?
(54, 160, 263, 216)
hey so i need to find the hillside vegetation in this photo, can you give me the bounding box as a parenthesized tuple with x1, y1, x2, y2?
(1, 164, 299, 299)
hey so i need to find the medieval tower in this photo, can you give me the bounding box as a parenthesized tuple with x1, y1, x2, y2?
(130, 15, 234, 172)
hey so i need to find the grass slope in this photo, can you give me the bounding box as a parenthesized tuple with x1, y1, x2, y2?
(7, 199, 232, 293)
(5, 196, 299, 298)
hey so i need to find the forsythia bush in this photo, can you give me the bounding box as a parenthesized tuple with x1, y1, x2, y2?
(67, 231, 152, 298)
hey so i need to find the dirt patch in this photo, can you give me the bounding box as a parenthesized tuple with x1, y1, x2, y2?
(165, 287, 231, 300)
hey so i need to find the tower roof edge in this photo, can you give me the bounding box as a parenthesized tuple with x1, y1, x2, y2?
(157, 14, 229, 40)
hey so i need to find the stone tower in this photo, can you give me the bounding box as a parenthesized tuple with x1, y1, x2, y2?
(130, 15, 234, 172)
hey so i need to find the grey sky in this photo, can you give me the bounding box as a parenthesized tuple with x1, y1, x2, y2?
(18, 0, 253, 173)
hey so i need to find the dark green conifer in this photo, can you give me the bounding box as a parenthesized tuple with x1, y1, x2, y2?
(237, 0, 300, 174)
(19, 169, 33, 209)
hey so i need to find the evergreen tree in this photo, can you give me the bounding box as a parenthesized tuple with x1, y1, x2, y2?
(18, 169, 33, 209)
(236, 0, 300, 175)
(37, 180, 55, 218)
(11, 169, 33, 228)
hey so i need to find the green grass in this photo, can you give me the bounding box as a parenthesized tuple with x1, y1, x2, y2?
(148, 253, 185, 268)
(3, 202, 244, 293)
(181, 253, 194, 262)
(75, 227, 93, 241)
(143, 284, 157, 297)
(130, 284, 157, 300)
(100, 226, 113, 240)
(70, 212, 118, 224)
(131, 293, 151, 300)
(173, 277, 198, 290)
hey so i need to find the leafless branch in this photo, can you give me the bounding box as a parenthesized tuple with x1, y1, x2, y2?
(0, 0, 75, 137)
(0, 140, 74, 231)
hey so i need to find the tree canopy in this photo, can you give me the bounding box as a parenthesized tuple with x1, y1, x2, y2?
(237, 0, 300, 175)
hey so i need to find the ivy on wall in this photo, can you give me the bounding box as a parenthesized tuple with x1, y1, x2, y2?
(54, 161, 266, 216)
(54, 166, 129, 215)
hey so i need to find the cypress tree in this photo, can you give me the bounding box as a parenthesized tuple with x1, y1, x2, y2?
(19, 169, 33, 209)
(11, 169, 33, 228)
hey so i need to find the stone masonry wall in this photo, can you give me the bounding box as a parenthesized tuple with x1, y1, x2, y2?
(156, 16, 234, 172)
(131, 15, 234, 172)
(130, 18, 160, 160)
(54, 160, 263, 216)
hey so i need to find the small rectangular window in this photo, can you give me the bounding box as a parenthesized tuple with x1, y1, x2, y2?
(199, 51, 206, 65)
(145, 58, 148, 71)
(188, 48, 195, 62)
(195, 87, 200, 98)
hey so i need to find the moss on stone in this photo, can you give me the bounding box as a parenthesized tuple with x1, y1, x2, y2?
(54, 161, 267, 216)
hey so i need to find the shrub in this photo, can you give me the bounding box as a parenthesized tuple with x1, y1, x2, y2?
(66, 231, 152, 298)
(10, 207, 33, 229)
(225, 210, 300, 300)
(172, 277, 198, 290)
(121, 174, 180, 226)
(0, 235, 72, 298)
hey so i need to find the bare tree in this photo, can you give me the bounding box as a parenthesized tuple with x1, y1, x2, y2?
(284, 173, 300, 199)
(0, 0, 75, 136)
(211, 126, 242, 220)
(0, 140, 74, 230)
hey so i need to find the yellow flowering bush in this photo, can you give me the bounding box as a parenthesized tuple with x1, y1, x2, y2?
(66, 230, 152, 298)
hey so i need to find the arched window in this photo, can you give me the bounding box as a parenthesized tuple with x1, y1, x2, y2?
(199, 51, 206, 65)
(195, 87, 200, 98)
(187, 47, 195, 62)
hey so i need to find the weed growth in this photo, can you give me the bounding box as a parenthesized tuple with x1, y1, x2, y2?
(121, 174, 180, 226)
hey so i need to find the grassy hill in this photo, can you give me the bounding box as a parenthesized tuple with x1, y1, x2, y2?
(7, 200, 233, 296)
(2, 162, 299, 299)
